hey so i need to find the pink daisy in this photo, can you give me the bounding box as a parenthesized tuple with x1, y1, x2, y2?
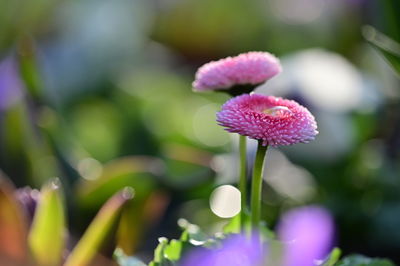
(216, 94, 318, 147)
(193, 52, 281, 94)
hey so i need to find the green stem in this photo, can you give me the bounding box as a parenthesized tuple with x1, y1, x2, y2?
(250, 141, 268, 231)
(239, 135, 247, 228)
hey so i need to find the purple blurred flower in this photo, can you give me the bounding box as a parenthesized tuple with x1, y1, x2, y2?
(181, 234, 264, 266)
(0, 56, 24, 110)
(277, 206, 334, 266)
(15, 186, 40, 225)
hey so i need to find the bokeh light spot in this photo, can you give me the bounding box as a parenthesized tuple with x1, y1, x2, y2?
(210, 185, 241, 218)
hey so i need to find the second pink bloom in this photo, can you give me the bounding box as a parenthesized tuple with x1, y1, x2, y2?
(217, 94, 318, 147)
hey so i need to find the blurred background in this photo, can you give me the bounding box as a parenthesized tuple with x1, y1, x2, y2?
(0, 0, 400, 263)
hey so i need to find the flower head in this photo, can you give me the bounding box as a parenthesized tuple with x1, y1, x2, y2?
(277, 206, 334, 266)
(216, 94, 318, 147)
(193, 52, 281, 94)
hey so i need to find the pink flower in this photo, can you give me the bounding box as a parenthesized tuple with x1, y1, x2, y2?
(193, 52, 281, 93)
(216, 94, 318, 147)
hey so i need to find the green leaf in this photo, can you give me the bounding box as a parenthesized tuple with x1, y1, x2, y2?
(153, 237, 169, 263)
(0, 173, 29, 265)
(150, 220, 211, 265)
(337, 255, 395, 266)
(164, 239, 183, 261)
(28, 178, 65, 266)
(64, 187, 134, 266)
(223, 214, 241, 234)
(322, 248, 342, 266)
(363, 25, 400, 76)
(149, 237, 176, 266)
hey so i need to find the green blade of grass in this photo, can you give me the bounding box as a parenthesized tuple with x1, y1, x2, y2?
(28, 178, 65, 266)
(64, 187, 134, 266)
(363, 25, 400, 77)
(322, 248, 342, 266)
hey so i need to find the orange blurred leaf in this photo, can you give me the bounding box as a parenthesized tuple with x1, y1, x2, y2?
(0, 172, 29, 265)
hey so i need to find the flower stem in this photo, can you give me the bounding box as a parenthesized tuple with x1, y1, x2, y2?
(239, 135, 247, 228)
(251, 141, 268, 231)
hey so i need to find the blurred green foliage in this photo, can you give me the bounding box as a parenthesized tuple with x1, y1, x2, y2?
(0, 0, 400, 264)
